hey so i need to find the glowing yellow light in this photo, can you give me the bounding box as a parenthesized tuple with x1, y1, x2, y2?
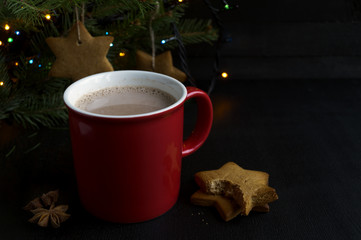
(0, 41, 2, 46)
(119, 52, 126, 57)
(45, 14, 51, 20)
(4, 24, 10, 30)
(0, 81, 4, 86)
(178, 0, 183, 2)
(221, 72, 229, 78)
(15, 62, 19, 66)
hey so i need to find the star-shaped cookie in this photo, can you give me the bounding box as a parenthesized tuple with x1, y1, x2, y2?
(46, 21, 114, 81)
(195, 162, 278, 216)
(191, 190, 269, 221)
(136, 50, 187, 82)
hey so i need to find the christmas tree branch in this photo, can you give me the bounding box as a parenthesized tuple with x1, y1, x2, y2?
(7, 78, 70, 129)
(0, 52, 71, 129)
(91, 0, 155, 18)
(4, 0, 60, 26)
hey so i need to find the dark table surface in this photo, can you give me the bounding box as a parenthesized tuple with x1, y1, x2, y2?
(1, 78, 361, 240)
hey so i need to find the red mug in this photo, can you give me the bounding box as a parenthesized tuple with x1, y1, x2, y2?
(63, 70, 213, 223)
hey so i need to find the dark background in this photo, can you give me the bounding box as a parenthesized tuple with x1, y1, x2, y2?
(186, 0, 361, 85)
(1, 0, 361, 239)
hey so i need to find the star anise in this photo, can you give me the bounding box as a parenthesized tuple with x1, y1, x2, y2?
(28, 203, 70, 228)
(40, 189, 59, 207)
(23, 190, 59, 211)
(24, 189, 70, 228)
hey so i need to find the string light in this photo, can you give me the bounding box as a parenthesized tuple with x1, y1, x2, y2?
(29, 59, 34, 64)
(178, 0, 183, 2)
(4, 24, 10, 30)
(161, 36, 176, 45)
(15, 62, 19, 66)
(224, 4, 230, 10)
(15, 30, 20, 35)
(109, 43, 114, 47)
(7, 38, 13, 43)
(119, 52, 126, 57)
(0, 81, 4, 86)
(46, 62, 52, 70)
(45, 14, 51, 20)
(221, 72, 228, 79)
(105, 32, 109, 35)
(38, 64, 42, 68)
(0, 41, 2, 46)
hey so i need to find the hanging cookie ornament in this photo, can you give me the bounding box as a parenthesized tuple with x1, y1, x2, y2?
(136, 0, 187, 83)
(136, 50, 187, 82)
(46, 21, 114, 81)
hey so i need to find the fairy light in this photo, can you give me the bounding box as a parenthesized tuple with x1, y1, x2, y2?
(7, 38, 13, 43)
(224, 4, 230, 10)
(0, 81, 4, 86)
(15, 30, 20, 35)
(109, 43, 113, 47)
(221, 72, 229, 79)
(45, 62, 52, 70)
(29, 59, 34, 64)
(15, 62, 19, 66)
(4, 24, 10, 30)
(119, 52, 126, 57)
(105, 32, 109, 35)
(45, 14, 51, 20)
(161, 36, 176, 45)
(0, 41, 2, 46)
(178, 0, 183, 2)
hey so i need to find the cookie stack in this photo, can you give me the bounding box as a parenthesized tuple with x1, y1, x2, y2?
(191, 162, 278, 221)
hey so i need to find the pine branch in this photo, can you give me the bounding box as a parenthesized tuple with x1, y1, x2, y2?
(176, 18, 218, 44)
(3, 0, 97, 27)
(1, 54, 71, 129)
(11, 91, 68, 129)
(7, 77, 70, 129)
(152, 19, 218, 51)
(5, 0, 58, 26)
(90, 0, 155, 19)
(0, 54, 16, 121)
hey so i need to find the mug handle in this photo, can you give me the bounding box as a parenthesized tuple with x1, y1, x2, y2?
(182, 86, 213, 157)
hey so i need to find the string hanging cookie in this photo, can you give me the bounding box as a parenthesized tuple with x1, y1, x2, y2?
(136, 1, 187, 83)
(46, 7, 114, 81)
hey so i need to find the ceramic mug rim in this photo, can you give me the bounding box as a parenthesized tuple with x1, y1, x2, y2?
(63, 70, 187, 119)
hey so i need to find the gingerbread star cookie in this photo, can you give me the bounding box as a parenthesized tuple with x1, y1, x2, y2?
(46, 21, 114, 81)
(136, 50, 187, 82)
(191, 190, 269, 221)
(194, 162, 278, 216)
